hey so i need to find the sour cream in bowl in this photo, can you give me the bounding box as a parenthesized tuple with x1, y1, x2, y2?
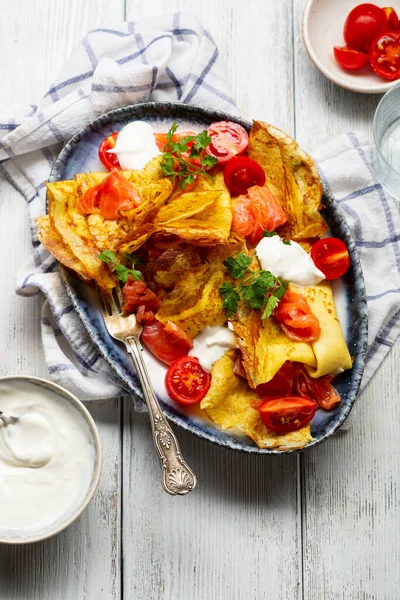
(0, 376, 102, 544)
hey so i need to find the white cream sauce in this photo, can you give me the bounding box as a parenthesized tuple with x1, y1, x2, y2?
(188, 325, 237, 372)
(109, 121, 161, 170)
(0, 381, 95, 536)
(255, 235, 325, 287)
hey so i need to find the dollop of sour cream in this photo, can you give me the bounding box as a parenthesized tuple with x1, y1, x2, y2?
(255, 235, 325, 287)
(109, 121, 161, 170)
(189, 325, 237, 372)
(0, 381, 96, 536)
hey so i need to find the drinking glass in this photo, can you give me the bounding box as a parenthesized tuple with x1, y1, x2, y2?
(373, 81, 400, 200)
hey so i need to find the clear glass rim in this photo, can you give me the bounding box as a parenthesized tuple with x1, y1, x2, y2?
(373, 80, 400, 177)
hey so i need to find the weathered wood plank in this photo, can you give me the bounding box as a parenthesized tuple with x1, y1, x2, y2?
(122, 1, 301, 599)
(0, 0, 125, 598)
(294, 1, 400, 598)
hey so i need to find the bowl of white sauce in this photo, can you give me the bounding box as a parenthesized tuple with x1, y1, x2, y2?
(0, 376, 102, 544)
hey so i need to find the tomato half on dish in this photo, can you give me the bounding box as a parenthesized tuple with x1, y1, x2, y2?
(232, 185, 287, 245)
(99, 132, 121, 171)
(310, 237, 350, 280)
(122, 277, 161, 313)
(258, 396, 317, 434)
(165, 356, 211, 405)
(333, 46, 369, 70)
(293, 364, 341, 411)
(223, 156, 266, 196)
(370, 31, 400, 80)
(343, 3, 387, 51)
(205, 121, 249, 164)
(274, 290, 321, 343)
(141, 320, 193, 365)
(256, 361, 294, 398)
(383, 6, 399, 29)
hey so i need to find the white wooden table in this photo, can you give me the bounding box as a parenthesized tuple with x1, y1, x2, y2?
(1, 1, 399, 598)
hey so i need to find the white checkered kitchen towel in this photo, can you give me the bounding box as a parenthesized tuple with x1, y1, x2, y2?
(1, 12, 399, 408)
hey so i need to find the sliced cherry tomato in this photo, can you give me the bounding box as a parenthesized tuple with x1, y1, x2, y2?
(165, 356, 211, 405)
(293, 364, 341, 411)
(344, 3, 387, 51)
(256, 361, 294, 398)
(205, 121, 248, 164)
(274, 290, 321, 343)
(232, 185, 287, 245)
(122, 277, 161, 313)
(383, 7, 399, 29)
(154, 131, 196, 151)
(370, 31, 400, 80)
(141, 320, 193, 365)
(223, 156, 266, 196)
(258, 396, 316, 434)
(99, 132, 121, 171)
(310, 237, 350, 280)
(333, 46, 370, 70)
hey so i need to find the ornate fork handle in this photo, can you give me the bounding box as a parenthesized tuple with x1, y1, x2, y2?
(124, 336, 197, 495)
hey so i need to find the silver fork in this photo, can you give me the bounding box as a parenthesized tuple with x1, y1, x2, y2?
(98, 286, 197, 496)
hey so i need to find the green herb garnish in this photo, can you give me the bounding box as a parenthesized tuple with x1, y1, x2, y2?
(220, 253, 287, 319)
(98, 250, 143, 283)
(160, 122, 218, 189)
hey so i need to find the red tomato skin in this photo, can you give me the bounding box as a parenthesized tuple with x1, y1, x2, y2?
(369, 31, 400, 81)
(310, 237, 350, 280)
(383, 7, 399, 29)
(274, 290, 321, 343)
(344, 3, 387, 51)
(333, 46, 370, 70)
(205, 121, 249, 164)
(258, 396, 317, 434)
(99, 132, 121, 171)
(223, 156, 266, 196)
(165, 356, 211, 405)
(256, 361, 294, 398)
(141, 320, 193, 365)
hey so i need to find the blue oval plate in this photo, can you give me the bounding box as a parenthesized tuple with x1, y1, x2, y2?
(48, 102, 368, 454)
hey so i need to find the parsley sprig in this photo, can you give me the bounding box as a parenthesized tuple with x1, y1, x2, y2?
(220, 253, 287, 319)
(98, 250, 143, 283)
(160, 122, 218, 189)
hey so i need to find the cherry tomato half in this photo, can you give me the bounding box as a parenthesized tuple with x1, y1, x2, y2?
(205, 121, 249, 164)
(141, 320, 193, 365)
(310, 237, 350, 280)
(223, 156, 266, 196)
(258, 396, 317, 434)
(383, 7, 399, 29)
(333, 46, 370, 70)
(165, 356, 211, 405)
(370, 31, 400, 80)
(99, 132, 121, 171)
(344, 3, 387, 52)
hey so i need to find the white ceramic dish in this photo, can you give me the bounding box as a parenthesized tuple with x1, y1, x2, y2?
(303, 0, 400, 94)
(0, 376, 102, 545)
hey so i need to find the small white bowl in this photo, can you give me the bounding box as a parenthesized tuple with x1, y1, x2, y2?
(0, 376, 102, 545)
(303, 0, 400, 94)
